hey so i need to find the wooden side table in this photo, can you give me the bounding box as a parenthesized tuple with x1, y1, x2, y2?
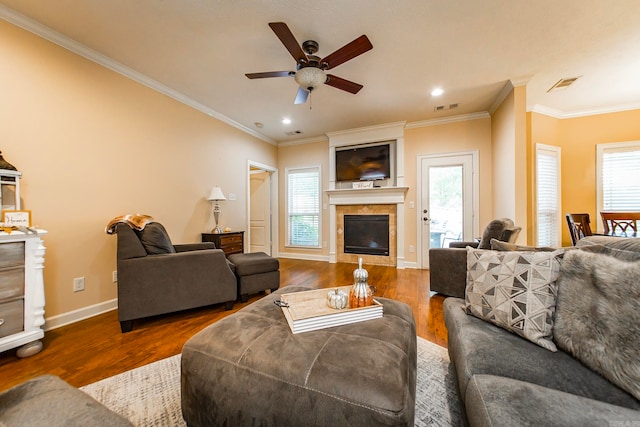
(202, 231, 244, 258)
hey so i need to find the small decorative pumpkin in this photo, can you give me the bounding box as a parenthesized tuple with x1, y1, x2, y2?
(350, 258, 375, 308)
(327, 288, 348, 309)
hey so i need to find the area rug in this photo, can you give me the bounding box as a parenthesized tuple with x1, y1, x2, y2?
(81, 336, 464, 426)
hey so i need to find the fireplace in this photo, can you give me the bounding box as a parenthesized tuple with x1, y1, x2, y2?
(344, 215, 390, 256)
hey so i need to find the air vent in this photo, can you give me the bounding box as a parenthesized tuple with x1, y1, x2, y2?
(285, 130, 303, 136)
(434, 103, 459, 112)
(547, 76, 581, 92)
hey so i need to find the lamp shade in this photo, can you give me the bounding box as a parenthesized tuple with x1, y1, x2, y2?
(207, 186, 227, 201)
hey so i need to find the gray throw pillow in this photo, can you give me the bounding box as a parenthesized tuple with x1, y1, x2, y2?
(465, 247, 565, 351)
(554, 250, 640, 400)
(578, 243, 640, 262)
(137, 223, 176, 255)
(477, 218, 514, 249)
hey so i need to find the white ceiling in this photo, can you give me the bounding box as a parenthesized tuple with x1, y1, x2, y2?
(2, 0, 639, 144)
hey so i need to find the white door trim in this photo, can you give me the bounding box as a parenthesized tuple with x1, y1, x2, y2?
(416, 150, 479, 269)
(247, 160, 278, 256)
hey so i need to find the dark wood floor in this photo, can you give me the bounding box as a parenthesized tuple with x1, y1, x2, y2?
(0, 258, 447, 392)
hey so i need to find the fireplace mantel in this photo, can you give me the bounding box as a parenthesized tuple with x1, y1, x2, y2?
(326, 187, 408, 206)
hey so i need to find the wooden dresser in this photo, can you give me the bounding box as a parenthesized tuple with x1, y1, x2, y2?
(201, 231, 244, 258)
(0, 230, 47, 357)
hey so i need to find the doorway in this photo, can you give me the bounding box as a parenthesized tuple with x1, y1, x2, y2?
(418, 151, 478, 268)
(247, 161, 277, 255)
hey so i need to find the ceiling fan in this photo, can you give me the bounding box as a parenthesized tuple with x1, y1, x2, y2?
(245, 22, 373, 105)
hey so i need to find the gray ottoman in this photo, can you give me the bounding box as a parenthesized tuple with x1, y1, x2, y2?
(181, 286, 417, 426)
(228, 252, 280, 302)
(0, 375, 133, 426)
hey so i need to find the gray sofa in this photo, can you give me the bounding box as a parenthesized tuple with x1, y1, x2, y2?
(430, 218, 521, 298)
(443, 236, 640, 426)
(116, 223, 237, 332)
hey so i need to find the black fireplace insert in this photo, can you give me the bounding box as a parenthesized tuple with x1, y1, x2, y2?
(344, 214, 390, 256)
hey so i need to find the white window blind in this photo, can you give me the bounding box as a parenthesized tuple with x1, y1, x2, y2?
(536, 144, 561, 247)
(286, 166, 320, 247)
(601, 146, 640, 211)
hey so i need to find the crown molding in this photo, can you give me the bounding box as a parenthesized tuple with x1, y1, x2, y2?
(278, 135, 329, 147)
(529, 102, 640, 119)
(405, 111, 490, 129)
(0, 5, 276, 146)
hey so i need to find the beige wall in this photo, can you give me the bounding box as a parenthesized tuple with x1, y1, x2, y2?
(276, 140, 330, 259)
(490, 85, 528, 243)
(0, 20, 276, 322)
(529, 109, 640, 246)
(403, 117, 493, 263)
(276, 118, 493, 265)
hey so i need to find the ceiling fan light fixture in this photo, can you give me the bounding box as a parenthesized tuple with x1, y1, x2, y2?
(295, 67, 326, 91)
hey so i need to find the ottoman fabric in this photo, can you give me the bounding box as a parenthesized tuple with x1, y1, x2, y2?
(228, 252, 279, 276)
(181, 286, 417, 426)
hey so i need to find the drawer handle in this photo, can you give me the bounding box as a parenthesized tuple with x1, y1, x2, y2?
(0, 319, 4, 327)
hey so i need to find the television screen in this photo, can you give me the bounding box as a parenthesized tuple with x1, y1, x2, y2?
(335, 144, 391, 182)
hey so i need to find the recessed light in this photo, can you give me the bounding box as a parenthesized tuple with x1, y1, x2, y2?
(431, 88, 444, 97)
(254, 122, 264, 128)
(282, 118, 291, 125)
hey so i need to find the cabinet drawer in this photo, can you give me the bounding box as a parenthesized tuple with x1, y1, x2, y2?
(0, 242, 25, 269)
(0, 299, 24, 338)
(219, 235, 243, 246)
(0, 266, 25, 301)
(223, 245, 243, 255)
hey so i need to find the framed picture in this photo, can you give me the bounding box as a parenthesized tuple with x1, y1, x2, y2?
(2, 210, 32, 227)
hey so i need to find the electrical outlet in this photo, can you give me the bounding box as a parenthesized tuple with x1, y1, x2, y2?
(409, 245, 415, 253)
(73, 277, 85, 292)
(323, 241, 327, 248)
(112, 271, 118, 283)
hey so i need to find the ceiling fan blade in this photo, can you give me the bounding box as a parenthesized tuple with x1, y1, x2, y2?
(269, 22, 307, 63)
(294, 87, 309, 104)
(321, 35, 373, 70)
(245, 71, 294, 79)
(325, 74, 363, 94)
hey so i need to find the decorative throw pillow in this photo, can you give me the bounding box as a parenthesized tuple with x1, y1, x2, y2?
(577, 243, 640, 262)
(137, 223, 176, 255)
(490, 238, 557, 252)
(465, 248, 565, 351)
(477, 218, 514, 249)
(554, 250, 640, 400)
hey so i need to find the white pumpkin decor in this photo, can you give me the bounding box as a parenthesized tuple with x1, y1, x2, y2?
(327, 288, 348, 309)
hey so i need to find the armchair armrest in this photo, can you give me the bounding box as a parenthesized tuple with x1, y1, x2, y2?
(429, 247, 468, 298)
(448, 241, 479, 249)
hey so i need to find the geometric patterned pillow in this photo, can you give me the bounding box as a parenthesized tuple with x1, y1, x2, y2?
(465, 248, 565, 352)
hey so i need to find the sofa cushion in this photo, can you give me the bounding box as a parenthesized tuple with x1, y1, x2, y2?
(444, 298, 640, 410)
(465, 374, 640, 427)
(554, 250, 640, 401)
(137, 223, 176, 255)
(465, 248, 564, 351)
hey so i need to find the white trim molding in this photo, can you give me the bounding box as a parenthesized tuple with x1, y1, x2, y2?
(44, 298, 118, 331)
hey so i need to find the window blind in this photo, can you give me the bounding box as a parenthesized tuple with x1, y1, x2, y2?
(536, 145, 560, 246)
(601, 148, 640, 211)
(287, 166, 320, 247)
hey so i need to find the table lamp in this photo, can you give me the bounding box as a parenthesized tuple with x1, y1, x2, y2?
(207, 186, 227, 233)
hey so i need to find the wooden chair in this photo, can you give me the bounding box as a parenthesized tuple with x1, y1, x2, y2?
(600, 211, 640, 236)
(565, 213, 593, 245)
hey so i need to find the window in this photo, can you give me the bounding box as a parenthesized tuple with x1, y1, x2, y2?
(536, 144, 561, 247)
(597, 141, 640, 213)
(286, 166, 320, 247)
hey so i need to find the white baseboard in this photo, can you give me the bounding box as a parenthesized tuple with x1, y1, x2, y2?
(44, 299, 118, 331)
(278, 253, 330, 262)
(403, 261, 419, 269)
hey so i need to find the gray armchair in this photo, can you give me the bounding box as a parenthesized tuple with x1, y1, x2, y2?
(429, 218, 521, 298)
(115, 223, 237, 332)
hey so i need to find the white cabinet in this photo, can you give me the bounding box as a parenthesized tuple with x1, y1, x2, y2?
(0, 230, 47, 357)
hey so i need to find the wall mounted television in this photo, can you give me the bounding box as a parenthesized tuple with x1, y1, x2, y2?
(335, 144, 391, 182)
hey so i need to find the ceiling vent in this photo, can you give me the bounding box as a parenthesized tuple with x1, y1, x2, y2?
(434, 103, 459, 112)
(285, 130, 303, 136)
(547, 76, 581, 92)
